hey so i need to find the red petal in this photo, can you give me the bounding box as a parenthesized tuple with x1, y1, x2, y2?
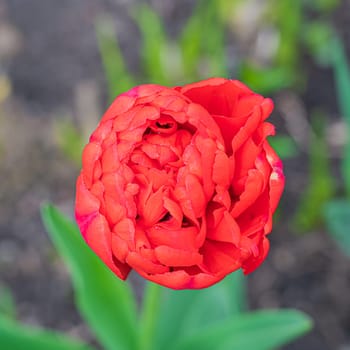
(85, 214, 130, 279)
(236, 188, 270, 236)
(173, 173, 206, 221)
(75, 174, 100, 217)
(234, 137, 260, 183)
(163, 196, 183, 225)
(260, 98, 274, 120)
(201, 241, 241, 275)
(186, 103, 223, 142)
(242, 237, 270, 274)
(90, 120, 113, 143)
(130, 105, 159, 129)
(126, 251, 169, 274)
(82, 142, 102, 189)
(182, 144, 202, 179)
(142, 187, 167, 226)
(230, 107, 262, 153)
(212, 151, 232, 187)
(138, 269, 222, 290)
(231, 169, 265, 217)
(180, 79, 238, 117)
(147, 226, 198, 251)
(154, 246, 203, 267)
(138, 270, 191, 289)
(264, 142, 285, 213)
(180, 77, 227, 92)
(158, 95, 188, 112)
(212, 187, 231, 209)
(234, 94, 264, 117)
(207, 211, 241, 245)
(112, 218, 135, 243)
(132, 84, 164, 98)
(185, 174, 206, 218)
(195, 136, 216, 199)
(101, 95, 136, 123)
(101, 144, 120, 173)
(111, 234, 129, 262)
(113, 108, 139, 132)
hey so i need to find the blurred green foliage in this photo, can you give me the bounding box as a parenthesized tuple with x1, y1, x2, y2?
(331, 36, 350, 196)
(0, 284, 94, 350)
(241, 0, 338, 94)
(303, 21, 334, 66)
(180, 0, 228, 80)
(0, 286, 15, 320)
(305, 0, 340, 12)
(293, 113, 336, 232)
(0, 316, 94, 350)
(95, 16, 136, 101)
(54, 118, 85, 166)
(0, 207, 316, 350)
(38, 205, 311, 350)
(133, 4, 168, 85)
(324, 200, 350, 256)
(269, 136, 298, 159)
(323, 35, 350, 255)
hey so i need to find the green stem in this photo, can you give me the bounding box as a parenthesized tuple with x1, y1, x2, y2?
(139, 282, 162, 350)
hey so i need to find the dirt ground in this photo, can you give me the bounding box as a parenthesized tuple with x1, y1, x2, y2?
(0, 1, 350, 349)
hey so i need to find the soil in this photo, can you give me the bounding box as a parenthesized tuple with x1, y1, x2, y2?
(0, 1, 349, 349)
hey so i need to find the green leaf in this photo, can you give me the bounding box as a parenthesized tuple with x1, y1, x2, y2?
(133, 4, 167, 84)
(139, 283, 162, 350)
(172, 310, 312, 350)
(0, 316, 94, 350)
(0, 286, 15, 320)
(95, 15, 135, 101)
(54, 118, 85, 166)
(152, 288, 199, 350)
(331, 36, 350, 196)
(180, 271, 247, 335)
(293, 113, 335, 231)
(304, 0, 340, 12)
(239, 64, 294, 94)
(343, 142, 350, 196)
(269, 135, 299, 159)
(223, 269, 246, 315)
(180, 8, 202, 79)
(269, 0, 302, 69)
(41, 204, 138, 350)
(196, 0, 227, 77)
(180, 0, 227, 79)
(153, 272, 246, 350)
(324, 199, 350, 256)
(331, 37, 350, 123)
(303, 21, 334, 66)
(216, 0, 242, 23)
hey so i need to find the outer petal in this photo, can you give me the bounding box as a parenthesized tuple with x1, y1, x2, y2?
(75, 174, 100, 217)
(85, 214, 131, 279)
(264, 142, 285, 213)
(242, 237, 270, 274)
(137, 269, 223, 290)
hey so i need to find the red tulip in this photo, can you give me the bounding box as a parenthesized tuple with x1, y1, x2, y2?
(75, 78, 285, 289)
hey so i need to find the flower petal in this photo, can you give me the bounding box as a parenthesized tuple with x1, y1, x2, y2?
(154, 246, 203, 267)
(85, 214, 131, 279)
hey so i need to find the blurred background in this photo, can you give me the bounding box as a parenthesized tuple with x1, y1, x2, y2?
(0, 0, 350, 349)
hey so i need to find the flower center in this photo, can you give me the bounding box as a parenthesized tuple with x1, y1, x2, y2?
(150, 115, 178, 135)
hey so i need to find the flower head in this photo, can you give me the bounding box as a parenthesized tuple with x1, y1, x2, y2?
(75, 78, 284, 289)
